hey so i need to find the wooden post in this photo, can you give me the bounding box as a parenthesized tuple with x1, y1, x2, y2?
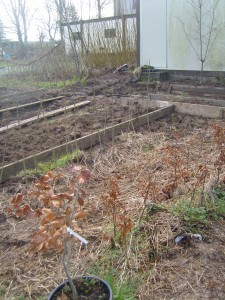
(122, 14, 127, 54)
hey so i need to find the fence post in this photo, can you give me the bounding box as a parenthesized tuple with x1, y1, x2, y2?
(122, 15, 127, 55)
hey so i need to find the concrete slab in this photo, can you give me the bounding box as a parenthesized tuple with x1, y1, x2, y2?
(143, 98, 225, 119)
(148, 93, 225, 108)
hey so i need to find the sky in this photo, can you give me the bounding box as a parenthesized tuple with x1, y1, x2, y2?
(0, 0, 114, 41)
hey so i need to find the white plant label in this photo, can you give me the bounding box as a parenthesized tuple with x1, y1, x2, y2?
(67, 227, 88, 245)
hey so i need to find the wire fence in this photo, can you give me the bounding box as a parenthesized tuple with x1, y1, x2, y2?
(0, 15, 137, 89)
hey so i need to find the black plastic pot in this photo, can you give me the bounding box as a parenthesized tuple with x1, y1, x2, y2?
(48, 275, 113, 300)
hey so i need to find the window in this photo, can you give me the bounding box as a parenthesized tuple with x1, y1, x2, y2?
(104, 28, 116, 39)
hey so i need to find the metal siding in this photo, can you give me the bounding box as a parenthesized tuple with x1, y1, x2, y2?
(140, 0, 167, 68)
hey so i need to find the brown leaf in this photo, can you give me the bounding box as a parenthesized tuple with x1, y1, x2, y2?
(65, 207, 72, 216)
(22, 205, 34, 219)
(11, 193, 24, 206)
(51, 220, 65, 229)
(75, 210, 87, 220)
(40, 212, 56, 225)
(77, 169, 91, 184)
(34, 208, 43, 218)
(36, 242, 47, 252)
(47, 237, 58, 249)
(68, 179, 77, 192)
(15, 208, 23, 218)
(42, 208, 52, 215)
(77, 197, 84, 206)
(39, 174, 50, 183)
(27, 191, 41, 199)
(34, 182, 51, 190)
(31, 233, 46, 245)
(53, 193, 73, 201)
(51, 200, 62, 208)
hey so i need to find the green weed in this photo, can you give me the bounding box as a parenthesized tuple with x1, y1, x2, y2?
(17, 149, 83, 177)
(104, 272, 135, 300)
(170, 201, 207, 224)
(87, 248, 136, 299)
(170, 185, 225, 226)
(36, 76, 87, 89)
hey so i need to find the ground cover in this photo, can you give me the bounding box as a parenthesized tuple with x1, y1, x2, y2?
(0, 111, 224, 300)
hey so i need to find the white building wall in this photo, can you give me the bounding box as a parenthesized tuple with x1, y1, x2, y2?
(140, 0, 225, 71)
(140, 0, 167, 68)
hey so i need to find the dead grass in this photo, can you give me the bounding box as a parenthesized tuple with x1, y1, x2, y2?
(0, 113, 225, 299)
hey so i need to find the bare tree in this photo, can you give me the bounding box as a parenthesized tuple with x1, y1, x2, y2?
(51, 0, 79, 45)
(0, 20, 5, 46)
(38, 1, 59, 43)
(96, 0, 112, 19)
(3, 0, 30, 58)
(37, 28, 45, 49)
(178, 0, 222, 84)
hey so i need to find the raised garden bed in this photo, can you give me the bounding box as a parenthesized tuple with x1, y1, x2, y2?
(0, 97, 170, 181)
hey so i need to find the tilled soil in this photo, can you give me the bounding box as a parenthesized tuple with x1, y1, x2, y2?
(0, 96, 156, 165)
(0, 96, 86, 127)
(1, 71, 225, 167)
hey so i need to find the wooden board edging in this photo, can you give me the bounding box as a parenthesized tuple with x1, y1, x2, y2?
(0, 88, 46, 101)
(0, 105, 173, 183)
(0, 96, 64, 114)
(0, 100, 91, 134)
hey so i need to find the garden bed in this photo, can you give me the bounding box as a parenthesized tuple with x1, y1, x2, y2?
(0, 96, 159, 166)
(0, 113, 224, 299)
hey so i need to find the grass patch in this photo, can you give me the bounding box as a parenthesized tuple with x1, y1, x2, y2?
(88, 266, 135, 299)
(87, 248, 136, 299)
(170, 185, 225, 229)
(36, 76, 88, 89)
(17, 149, 84, 177)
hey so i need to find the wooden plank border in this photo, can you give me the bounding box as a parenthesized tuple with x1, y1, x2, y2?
(0, 106, 173, 182)
(0, 100, 91, 134)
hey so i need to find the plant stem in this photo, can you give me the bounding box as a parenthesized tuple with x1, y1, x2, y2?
(63, 237, 78, 300)
(62, 184, 81, 300)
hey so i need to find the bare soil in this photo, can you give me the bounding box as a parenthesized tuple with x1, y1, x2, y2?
(0, 71, 225, 300)
(0, 95, 157, 166)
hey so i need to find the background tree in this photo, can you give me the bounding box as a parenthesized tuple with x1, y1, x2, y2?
(96, 0, 113, 19)
(178, 0, 222, 84)
(3, 0, 30, 58)
(52, 0, 79, 45)
(0, 20, 5, 45)
(0, 20, 5, 58)
(38, 1, 59, 43)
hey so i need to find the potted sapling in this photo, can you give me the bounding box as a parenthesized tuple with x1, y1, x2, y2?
(8, 166, 113, 300)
